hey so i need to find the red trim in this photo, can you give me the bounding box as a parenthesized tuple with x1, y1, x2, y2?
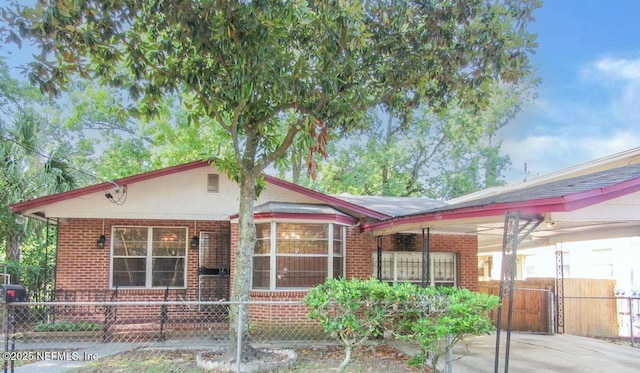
(362, 177, 640, 233)
(263, 175, 390, 219)
(9, 160, 388, 220)
(9, 160, 215, 213)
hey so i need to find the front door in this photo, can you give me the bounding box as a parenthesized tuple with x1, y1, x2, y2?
(198, 231, 230, 312)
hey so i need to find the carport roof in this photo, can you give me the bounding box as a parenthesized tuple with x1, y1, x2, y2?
(362, 162, 640, 252)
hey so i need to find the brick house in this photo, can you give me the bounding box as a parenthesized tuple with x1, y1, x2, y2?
(10, 160, 478, 325)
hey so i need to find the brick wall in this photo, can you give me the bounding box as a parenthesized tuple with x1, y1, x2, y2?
(56, 218, 477, 325)
(56, 218, 229, 295)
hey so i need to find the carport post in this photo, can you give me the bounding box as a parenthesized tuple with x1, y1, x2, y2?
(421, 228, 430, 288)
(629, 298, 635, 347)
(376, 236, 382, 281)
(494, 212, 542, 373)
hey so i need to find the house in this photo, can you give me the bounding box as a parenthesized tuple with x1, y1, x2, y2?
(11, 148, 640, 329)
(9, 159, 477, 325)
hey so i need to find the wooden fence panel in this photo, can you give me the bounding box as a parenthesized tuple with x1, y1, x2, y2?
(478, 278, 617, 336)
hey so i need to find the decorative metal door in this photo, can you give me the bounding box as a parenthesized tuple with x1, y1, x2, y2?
(198, 231, 230, 312)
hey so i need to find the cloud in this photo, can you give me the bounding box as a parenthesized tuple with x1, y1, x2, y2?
(501, 130, 640, 182)
(591, 57, 640, 81)
(500, 56, 640, 183)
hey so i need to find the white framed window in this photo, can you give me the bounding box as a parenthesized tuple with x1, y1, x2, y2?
(372, 251, 458, 287)
(206, 174, 219, 193)
(111, 226, 187, 289)
(252, 222, 345, 290)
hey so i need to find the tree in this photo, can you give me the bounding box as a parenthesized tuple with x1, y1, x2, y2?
(288, 81, 534, 199)
(0, 59, 83, 285)
(4, 0, 540, 362)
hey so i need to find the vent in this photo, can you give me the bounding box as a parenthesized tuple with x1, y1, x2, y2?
(207, 174, 219, 193)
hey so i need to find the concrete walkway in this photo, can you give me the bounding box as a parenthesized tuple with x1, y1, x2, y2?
(446, 333, 639, 373)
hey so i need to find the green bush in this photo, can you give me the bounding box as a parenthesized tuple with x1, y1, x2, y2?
(33, 320, 102, 332)
(303, 278, 499, 373)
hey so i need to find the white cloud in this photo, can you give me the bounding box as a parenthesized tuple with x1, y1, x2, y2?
(501, 131, 640, 183)
(592, 57, 640, 81)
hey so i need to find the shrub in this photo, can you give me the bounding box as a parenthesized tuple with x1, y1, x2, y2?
(304, 278, 499, 373)
(302, 278, 392, 372)
(33, 320, 102, 332)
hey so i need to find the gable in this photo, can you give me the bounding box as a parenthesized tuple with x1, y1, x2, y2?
(10, 160, 384, 223)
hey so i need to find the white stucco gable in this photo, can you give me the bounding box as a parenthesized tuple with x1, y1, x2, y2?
(10, 161, 348, 222)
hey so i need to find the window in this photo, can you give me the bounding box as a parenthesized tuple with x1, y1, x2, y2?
(207, 174, 219, 193)
(111, 227, 187, 288)
(252, 222, 345, 290)
(372, 251, 458, 287)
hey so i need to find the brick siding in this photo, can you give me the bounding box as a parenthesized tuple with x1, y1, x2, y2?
(56, 218, 477, 324)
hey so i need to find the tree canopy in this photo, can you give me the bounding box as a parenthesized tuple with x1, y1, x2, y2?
(3, 0, 541, 362)
(287, 80, 535, 199)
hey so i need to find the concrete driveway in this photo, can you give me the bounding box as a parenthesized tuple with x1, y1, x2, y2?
(450, 332, 639, 373)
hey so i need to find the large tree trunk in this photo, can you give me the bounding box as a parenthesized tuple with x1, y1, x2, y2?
(226, 169, 263, 362)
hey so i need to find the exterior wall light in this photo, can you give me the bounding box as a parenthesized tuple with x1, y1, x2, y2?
(97, 235, 107, 249)
(190, 236, 199, 250)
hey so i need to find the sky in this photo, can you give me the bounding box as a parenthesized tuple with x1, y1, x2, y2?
(2, 1, 640, 185)
(500, 1, 640, 182)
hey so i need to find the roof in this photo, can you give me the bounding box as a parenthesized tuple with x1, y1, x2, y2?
(247, 202, 358, 225)
(363, 162, 640, 233)
(331, 194, 445, 217)
(437, 162, 640, 213)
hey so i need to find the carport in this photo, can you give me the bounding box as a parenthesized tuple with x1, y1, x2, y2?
(362, 155, 640, 373)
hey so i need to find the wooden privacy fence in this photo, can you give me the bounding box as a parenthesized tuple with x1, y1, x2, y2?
(479, 280, 554, 334)
(478, 278, 617, 336)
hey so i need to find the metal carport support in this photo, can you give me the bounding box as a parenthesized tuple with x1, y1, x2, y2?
(494, 211, 543, 373)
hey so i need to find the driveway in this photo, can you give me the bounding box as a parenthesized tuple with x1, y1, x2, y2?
(449, 332, 639, 373)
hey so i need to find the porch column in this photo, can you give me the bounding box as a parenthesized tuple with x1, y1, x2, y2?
(376, 236, 382, 281)
(421, 228, 430, 288)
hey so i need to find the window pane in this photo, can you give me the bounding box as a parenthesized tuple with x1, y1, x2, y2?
(152, 258, 185, 287)
(113, 227, 148, 256)
(152, 228, 186, 256)
(252, 256, 270, 289)
(113, 258, 146, 287)
(256, 223, 271, 239)
(434, 256, 455, 281)
(333, 241, 342, 255)
(333, 257, 343, 279)
(277, 240, 327, 254)
(277, 223, 328, 240)
(255, 239, 270, 254)
(276, 256, 327, 288)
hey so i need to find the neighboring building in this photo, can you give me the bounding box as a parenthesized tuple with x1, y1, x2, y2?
(479, 237, 640, 288)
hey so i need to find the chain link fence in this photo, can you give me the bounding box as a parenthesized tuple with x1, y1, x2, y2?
(1, 299, 332, 372)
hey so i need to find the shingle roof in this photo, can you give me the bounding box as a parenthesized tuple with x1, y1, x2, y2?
(331, 194, 446, 217)
(435, 162, 640, 213)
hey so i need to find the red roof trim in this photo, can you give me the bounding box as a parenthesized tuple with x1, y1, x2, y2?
(362, 177, 640, 233)
(263, 176, 390, 219)
(9, 160, 389, 220)
(9, 160, 214, 213)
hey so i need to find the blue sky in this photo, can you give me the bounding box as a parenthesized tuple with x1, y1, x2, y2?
(2, 1, 639, 184)
(500, 1, 640, 182)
